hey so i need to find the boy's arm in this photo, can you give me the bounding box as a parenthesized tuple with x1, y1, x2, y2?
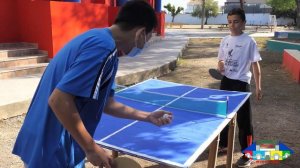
(48, 89, 113, 168)
(104, 97, 172, 126)
(217, 39, 225, 74)
(218, 60, 225, 74)
(252, 61, 263, 101)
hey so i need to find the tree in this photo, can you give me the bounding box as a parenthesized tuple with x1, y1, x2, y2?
(191, 0, 219, 25)
(240, 0, 244, 9)
(296, 0, 300, 28)
(201, 0, 205, 29)
(267, 0, 297, 25)
(163, 3, 184, 23)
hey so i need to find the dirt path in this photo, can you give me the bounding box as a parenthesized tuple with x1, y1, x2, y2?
(1, 38, 299, 168)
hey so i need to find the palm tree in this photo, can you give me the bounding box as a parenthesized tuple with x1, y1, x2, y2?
(240, 0, 244, 9)
(163, 3, 184, 23)
(192, 0, 219, 25)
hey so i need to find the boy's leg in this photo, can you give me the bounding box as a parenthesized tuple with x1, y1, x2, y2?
(219, 77, 254, 150)
(235, 82, 254, 167)
(219, 76, 232, 149)
(237, 98, 253, 151)
(234, 81, 253, 151)
(219, 126, 229, 148)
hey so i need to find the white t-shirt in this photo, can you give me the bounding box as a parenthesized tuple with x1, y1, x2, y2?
(218, 33, 261, 84)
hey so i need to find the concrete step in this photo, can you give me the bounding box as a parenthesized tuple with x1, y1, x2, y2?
(0, 47, 40, 59)
(186, 43, 220, 48)
(0, 42, 44, 59)
(0, 42, 49, 79)
(0, 42, 38, 49)
(0, 55, 48, 68)
(0, 63, 48, 79)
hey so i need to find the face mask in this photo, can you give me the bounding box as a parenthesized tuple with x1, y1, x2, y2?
(127, 31, 147, 57)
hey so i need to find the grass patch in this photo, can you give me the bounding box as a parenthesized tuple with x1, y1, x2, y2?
(254, 37, 272, 49)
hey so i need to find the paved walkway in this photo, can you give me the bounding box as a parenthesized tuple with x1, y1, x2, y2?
(0, 28, 274, 119)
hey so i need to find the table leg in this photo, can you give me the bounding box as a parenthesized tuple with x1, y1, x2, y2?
(226, 114, 237, 168)
(207, 134, 220, 168)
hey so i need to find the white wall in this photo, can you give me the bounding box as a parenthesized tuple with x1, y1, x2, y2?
(226, 0, 267, 3)
(165, 13, 294, 26)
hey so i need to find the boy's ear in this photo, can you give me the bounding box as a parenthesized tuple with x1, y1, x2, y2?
(242, 21, 246, 30)
(135, 27, 146, 37)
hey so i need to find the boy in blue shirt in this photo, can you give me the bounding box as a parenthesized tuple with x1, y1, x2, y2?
(13, 1, 172, 168)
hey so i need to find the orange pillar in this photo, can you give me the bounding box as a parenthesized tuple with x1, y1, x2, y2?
(156, 12, 165, 36)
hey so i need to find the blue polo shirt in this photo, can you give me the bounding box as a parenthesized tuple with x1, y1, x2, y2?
(13, 28, 119, 168)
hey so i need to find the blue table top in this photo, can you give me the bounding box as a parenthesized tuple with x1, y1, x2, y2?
(94, 79, 250, 167)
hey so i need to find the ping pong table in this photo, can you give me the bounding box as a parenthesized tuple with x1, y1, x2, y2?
(94, 79, 251, 168)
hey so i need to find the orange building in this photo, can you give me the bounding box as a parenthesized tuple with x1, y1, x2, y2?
(0, 0, 165, 58)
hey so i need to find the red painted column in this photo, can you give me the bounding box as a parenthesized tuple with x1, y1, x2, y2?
(81, 0, 92, 3)
(90, 0, 112, 5)
(156, 12, 165, 36)
(111, 0, 116, 7)
(146, 0, 155, 8)
(108, 6, 119, 26)
(50, 1, 109, 57)
(0, 0, 19, 42)
(17, 0, 53, 56)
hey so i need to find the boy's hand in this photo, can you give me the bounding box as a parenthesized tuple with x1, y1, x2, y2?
(256, 88, 263, 101)
(218, 60, 225, 75)
(147, 110, 173, 126)
(85, 143, 113, 168)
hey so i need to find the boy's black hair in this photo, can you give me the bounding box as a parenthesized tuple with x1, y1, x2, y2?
(114, 0, 157, 33)
(227, 8, 246, 22)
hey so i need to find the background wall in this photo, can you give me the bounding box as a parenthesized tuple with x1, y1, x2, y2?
(0, 0, 111, 57)
(17, 0, 53, 55)
(0, 0, 163, 57)
(165, 13, 294, 26)
(50, 1, 109, 56)
(0, 0, 20, 42)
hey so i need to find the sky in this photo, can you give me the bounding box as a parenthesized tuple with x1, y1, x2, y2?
(161, 0, 226, 10)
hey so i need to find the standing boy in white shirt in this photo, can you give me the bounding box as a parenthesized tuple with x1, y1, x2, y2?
(217, 8, 263, 167)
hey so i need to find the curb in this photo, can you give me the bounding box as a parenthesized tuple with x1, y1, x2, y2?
(116, 59, 178, 85)
(0, 100, 31, 119)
